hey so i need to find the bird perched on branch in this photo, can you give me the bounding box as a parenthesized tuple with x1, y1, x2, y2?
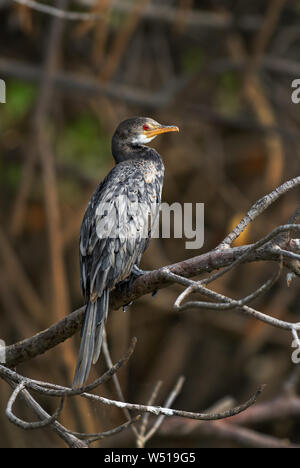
(73, 117, 179, 388)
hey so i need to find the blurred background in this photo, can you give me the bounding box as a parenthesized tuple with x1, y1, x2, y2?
(0, 0, 300, 448)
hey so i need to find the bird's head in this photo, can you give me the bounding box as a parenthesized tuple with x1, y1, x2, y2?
(112, 117, 179, 162)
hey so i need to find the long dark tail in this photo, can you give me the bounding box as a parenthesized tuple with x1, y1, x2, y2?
(72, 289, 109, 389)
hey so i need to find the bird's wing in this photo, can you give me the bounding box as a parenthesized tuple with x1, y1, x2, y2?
(79, 163, 162, 299)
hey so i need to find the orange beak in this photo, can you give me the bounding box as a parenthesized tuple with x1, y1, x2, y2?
(145, 125, 179, 138)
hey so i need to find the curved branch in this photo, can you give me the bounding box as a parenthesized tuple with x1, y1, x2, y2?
(75, 385, 266, 421)
(6, 383, 64, 430)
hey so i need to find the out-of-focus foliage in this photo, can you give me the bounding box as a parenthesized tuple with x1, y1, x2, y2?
(181, 46, 205, 73)
(216, 71, 242, 115)
(2, 80, 36, 126)
(56, 114, 111, 174)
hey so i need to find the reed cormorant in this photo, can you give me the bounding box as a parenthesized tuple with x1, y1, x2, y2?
(73, 117, 179, 388)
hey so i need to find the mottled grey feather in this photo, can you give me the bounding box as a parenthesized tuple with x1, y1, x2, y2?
(74, 146, 164, 389)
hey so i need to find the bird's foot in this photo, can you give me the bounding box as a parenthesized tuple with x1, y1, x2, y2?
(115, 278, 131, 294)
(121, 265, 151, 291)
(115, 265, 149, 294)
(116, 265, 158, 306)
(131, 265, 151, 277)
(131, 265, 158, 298)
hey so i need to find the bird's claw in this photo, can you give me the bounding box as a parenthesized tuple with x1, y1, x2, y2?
(131, 265, 151, 277)
(123, 301, 133, 312)
(132, 266, 158, 298)
(116, 265, 159, 308)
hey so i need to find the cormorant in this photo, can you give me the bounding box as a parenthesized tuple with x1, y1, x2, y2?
(73, 117, 179, 389)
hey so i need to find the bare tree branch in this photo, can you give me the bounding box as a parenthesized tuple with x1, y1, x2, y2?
(6, 382, 64, 430)
(0, 56, 189, 108)
(4, 222, 300, 368)
(218, 176, 300, 249)
(3, 378, 87, 447)
(0, 364, 265, 422)
(12, 0, 104, 21)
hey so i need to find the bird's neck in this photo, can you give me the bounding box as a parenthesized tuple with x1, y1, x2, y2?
(112, 139, 136, 163)
(112, 140, 161, 165)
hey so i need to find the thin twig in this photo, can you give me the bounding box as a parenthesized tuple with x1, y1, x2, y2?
(137, 380, 163, 446)
(141, 376, 185, 447)
(218, 176, 300, 249)
(79, 384, 266, 421)
(0, 337, 137, 397)
(102, 330, 139, 438)
(68, 415, 141, 445)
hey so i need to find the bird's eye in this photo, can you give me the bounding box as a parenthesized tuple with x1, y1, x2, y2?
(143, 125, 150, 131)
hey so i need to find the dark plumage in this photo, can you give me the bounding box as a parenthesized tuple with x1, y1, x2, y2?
(72, 117, 179, 388)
